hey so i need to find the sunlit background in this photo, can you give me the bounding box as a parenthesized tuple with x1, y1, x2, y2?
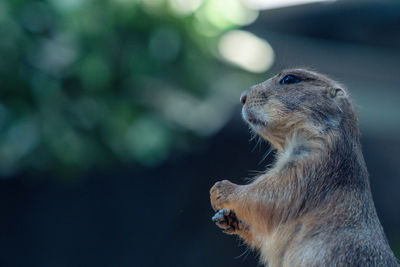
(0, 0, 399, 266)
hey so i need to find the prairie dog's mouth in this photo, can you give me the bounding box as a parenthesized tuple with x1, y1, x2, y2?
(242, 107, 266, 127)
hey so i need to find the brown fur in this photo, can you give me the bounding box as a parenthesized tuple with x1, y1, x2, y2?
(210, 69, 399, 266)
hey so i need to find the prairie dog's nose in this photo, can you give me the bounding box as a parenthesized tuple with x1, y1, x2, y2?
(240, 92, 247, 105)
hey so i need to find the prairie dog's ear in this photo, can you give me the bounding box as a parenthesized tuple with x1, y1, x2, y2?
(329, 88, 345, 98)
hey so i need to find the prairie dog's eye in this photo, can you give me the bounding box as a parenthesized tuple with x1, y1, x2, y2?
(280, 75, 301, 85)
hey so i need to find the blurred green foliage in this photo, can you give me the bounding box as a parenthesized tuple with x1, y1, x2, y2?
(0, 0, 261, 176)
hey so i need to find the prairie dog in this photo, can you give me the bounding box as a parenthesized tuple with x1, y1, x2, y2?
(210, 69, 399, 266)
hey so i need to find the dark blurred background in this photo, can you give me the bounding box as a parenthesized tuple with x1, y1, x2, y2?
(0, 0, 399, 266)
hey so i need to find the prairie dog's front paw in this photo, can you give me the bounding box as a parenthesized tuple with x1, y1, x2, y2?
(210, 180, 237, 211)
(212, 208, 246, 235)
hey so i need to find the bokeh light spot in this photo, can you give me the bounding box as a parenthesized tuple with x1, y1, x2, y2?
(19, 2, 53, 33)
(168, 0, 204, 16)
(125, 117, 170, 166)
(149, 27, 181, 63)
(218, 30, 274, 73)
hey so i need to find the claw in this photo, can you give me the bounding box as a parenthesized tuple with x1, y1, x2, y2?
(212, 211, 224, 222)
(212, 208, 240, 234)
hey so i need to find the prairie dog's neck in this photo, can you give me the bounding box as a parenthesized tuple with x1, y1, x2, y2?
(272, 126, 368, 194)
(273, 129, 328, 170)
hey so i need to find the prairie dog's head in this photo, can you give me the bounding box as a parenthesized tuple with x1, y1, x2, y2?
(241, 69, 356, 150)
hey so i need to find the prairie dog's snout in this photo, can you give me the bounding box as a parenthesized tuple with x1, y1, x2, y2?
(240, 92, 247, 105)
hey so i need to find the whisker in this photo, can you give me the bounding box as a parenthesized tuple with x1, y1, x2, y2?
(248, 169, 264, 175)
(235, 247, 250, 260)
(251, 136, 262, 153)
(258, 146, 272, 165)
